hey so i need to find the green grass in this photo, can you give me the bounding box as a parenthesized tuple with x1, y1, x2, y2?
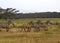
(12, 18, 60, 24)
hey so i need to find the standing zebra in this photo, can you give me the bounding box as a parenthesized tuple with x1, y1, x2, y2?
(33, 20, 43, 32)
(42, 20, 51, 31)
(27, 20, 42, 32)
(0, 19, 14, 32)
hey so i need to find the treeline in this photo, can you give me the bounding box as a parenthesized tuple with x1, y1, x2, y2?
(0, 7, 60, 19)
(17, 12, 60, 18)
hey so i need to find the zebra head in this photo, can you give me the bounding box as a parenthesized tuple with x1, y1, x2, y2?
(7, 19, 15, 26)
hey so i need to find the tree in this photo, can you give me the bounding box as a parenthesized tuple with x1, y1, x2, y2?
(2, 8, 19, 19)
(4, 8, 19, 14)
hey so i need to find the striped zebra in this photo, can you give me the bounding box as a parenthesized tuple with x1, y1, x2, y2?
(41, 20, 52, 31)
(0, 19, 14, 32)
(27, 20, 42, 32)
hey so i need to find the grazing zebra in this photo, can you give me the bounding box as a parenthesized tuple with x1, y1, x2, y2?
(0, 19, 14, 32)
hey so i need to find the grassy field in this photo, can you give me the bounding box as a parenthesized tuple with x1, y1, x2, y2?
(0, 18, 60, 43)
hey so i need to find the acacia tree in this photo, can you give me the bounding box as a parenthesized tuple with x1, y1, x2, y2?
(5, 8, 19, 14)
(0, 7, 20, 19)
(1, 8, 19, 19)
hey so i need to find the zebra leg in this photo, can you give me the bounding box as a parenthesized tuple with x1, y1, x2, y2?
(0, 30, 1, 32)
(0, 28, 1, 32)
(27, 27, 31, 32)
(44, 27, 48, 31)
(37, 27, 40, 31)
(34, 27, 40, 32)
(36, 27, 40, 32)
(44, 28, 48, 31)
(0, 28, 2, 32)
(6, 28, 9, 32)
(23, 28, 27, 32)
(6, 27, 9, 32)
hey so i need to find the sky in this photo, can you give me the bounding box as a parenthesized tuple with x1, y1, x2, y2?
(0, 0, 60, 13)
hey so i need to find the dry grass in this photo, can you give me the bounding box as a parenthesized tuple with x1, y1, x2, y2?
(0, 32, 60, 43)
(0, 18, 60, 43)
(0, 26, 60, 43)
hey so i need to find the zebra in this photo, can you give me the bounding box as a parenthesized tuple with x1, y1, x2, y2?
(27, 20, 43, 32)
(17, 21, 34, 32)
(41, 20, 52, 31)
(0, 19, 14, 32)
